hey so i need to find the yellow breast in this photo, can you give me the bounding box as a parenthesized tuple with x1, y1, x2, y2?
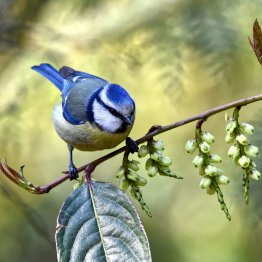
(52, 105, 132, 151)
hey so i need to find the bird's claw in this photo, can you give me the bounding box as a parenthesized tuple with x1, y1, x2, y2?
(126, 137, 139, 153)
(69, 164, 78, 180)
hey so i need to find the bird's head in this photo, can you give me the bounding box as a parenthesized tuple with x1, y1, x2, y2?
(91, 84, 135, 133)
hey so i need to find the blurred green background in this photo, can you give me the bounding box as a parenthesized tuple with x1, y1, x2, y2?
(0, 0, 262, 261)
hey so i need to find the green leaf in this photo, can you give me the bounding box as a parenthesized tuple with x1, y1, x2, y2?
(56, 181, 151, 262)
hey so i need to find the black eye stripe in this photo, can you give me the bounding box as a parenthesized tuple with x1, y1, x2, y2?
(96, 95, 122, 118)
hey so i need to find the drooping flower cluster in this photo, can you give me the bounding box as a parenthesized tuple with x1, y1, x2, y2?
(185, 127, 231, 220)
(225, 109, 261, 203)
(115, 158, 151, 216)
(138, 139, 182, 179)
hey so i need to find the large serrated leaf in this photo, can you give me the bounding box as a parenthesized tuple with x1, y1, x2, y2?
(56, 181, 151, 262)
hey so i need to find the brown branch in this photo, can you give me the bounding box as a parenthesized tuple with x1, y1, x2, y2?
(1, 93, 262, 193)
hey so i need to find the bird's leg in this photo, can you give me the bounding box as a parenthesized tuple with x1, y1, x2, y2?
(125, 137, 139, 153)
(67, 144, 78, 180)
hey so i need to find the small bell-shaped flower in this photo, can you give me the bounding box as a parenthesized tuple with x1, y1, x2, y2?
(244, 145, 259, 158)
(192, 155, 204, 168)
(201, 132, 215, 144)
(236, 134, 248, 145)
(185, 139, 197, 154)
(209, 154, 222, 163)
(199, 177, 212, 189)
(225, 132, 235, 143)
(249, 169, 261, 180)
(216, 175, 230, 185)
(226, 120, 237, 133)
(238, 155, 250, 168)
(152, 140, 165, 151)
(228, 145, 240, 158)
(199, 141, 210, 153)
(240, 122, 254, 136)
(205, 165, 218, 176)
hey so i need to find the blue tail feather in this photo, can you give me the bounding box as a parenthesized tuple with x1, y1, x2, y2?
(31, 63, 63, 91)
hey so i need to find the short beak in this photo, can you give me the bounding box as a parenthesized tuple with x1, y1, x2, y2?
(123, 115, 134, 125)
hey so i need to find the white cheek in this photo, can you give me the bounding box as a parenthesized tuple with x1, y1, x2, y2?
(92, 100, 122, 132)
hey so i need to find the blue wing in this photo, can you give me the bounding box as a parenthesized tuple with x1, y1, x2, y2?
(32, 63, 108, 125)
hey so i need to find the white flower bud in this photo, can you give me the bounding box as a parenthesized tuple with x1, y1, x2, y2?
(250, 169, 261, 180)
(225, 132, 235, 143)
(240, 122, 254, 136)
(119, 178, 129, 192)
(216, 175, 230, 185)
(238, 155, 250, 168)
(152, 140, 165, 151)
(236, 134, 249, 145)
(192, 155, 204, 167)
(199, 141, 210, 153)
(199, 177, 212, 189)
(209, 154, 222, 163)
(226, 120, 237, 133)
(159, 156, 172, 167)
(147, 166, 158, 177)
(128, 160, 140, 171)
(228, 145, 240, 158)
(185, 139, 197, 154)
(244, 145, 259, 158)
(205, 165, 218, 176)
(138, 145, 150, 158)
(115, 166, 125, 178)
(135, 176, 147, 186)
(127, 171, 139, 181)
(201, 132, 215, 144)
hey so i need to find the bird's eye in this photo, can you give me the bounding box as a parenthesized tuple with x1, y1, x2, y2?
(109, 107, 117, 115)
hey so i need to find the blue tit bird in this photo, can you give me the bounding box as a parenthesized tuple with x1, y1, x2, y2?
(31, 63, 137, 179)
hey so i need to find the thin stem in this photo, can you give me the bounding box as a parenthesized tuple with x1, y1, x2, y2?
(2, 93, 262, 194)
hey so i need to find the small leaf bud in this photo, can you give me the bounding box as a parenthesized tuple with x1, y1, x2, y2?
(216, 175, 230, 185)
(199, 177, 212, 189)
(236, 134, 248, 145)
(240, 122, 254, 136)
(199, 166, 205, 176)
(147, 166, 158, 177)
(152, 140, 165, 151)
(115, 166, 125, 178)
(145, 158, 154, 171)
(192, 155, 204, 168)
(127, 171, 139, 182)
(225, 132, 235, 143)
(159, 156, 172, 167)
(228, 145, 240, 158)
(226, 120, 237, 133)
(201, 132, 215, 144)
(185, 139, 197, 154)
(244, 145, 259, 158)
(199, 141, 210, 154)
(206, 186, 216, 195)
(249, 169, 261, 180)
(119, 178, 129, 192)
(205, 165, 218, 176)
(150, 152, 160, 161)
(128, 160, 140, 171)
(135, 176, 147, 186)
(238, 155, 250, 168)
(209, 154, 222, 163)
(138, 145, 150, 158)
